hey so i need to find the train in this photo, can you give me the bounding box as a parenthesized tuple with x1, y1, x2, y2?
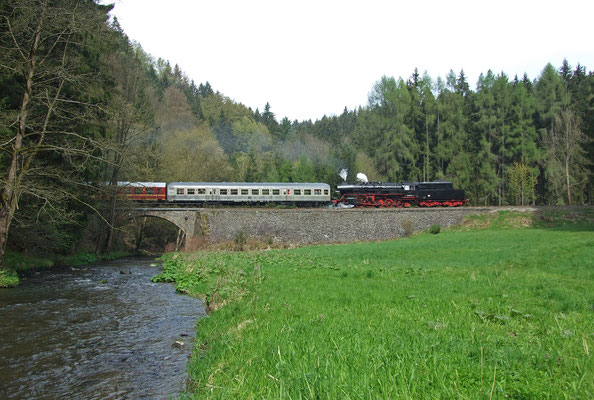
(111, 180, 468, 208)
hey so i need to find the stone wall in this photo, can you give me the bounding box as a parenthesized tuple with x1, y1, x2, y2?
(199, 207, 492, 245)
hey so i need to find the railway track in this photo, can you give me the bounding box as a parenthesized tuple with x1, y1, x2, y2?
(119, 205, 542, 213)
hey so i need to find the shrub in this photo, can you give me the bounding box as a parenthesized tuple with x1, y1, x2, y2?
(62, 252, 97, 266)
(234, 230, 247, 251)
(429, 224, 441, 234)
(401, 219, 415, 237)
(0, 268, 19, 288)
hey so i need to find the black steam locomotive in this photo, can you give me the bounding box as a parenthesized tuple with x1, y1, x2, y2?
(335, 181, 468, 207)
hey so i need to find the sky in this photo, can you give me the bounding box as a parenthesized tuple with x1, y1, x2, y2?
(104, 0, 594, 122)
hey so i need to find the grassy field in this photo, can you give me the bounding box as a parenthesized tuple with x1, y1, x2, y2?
(153, 209, 594, 399)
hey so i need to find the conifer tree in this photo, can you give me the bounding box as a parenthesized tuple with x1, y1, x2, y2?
(435, 71, 470, 190)
(359, 76, 417, 181)
(471, 71, 498, 204)
(419, 73, 437, 182)
(535, 64, 569, 203)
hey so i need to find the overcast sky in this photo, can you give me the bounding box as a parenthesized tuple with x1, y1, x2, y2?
(105, 0, 594, 122)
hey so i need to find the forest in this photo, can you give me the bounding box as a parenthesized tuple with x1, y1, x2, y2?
(1, 0, 593, 265)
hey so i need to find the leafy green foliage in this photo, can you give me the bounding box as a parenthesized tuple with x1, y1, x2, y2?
(2, 251, 54, 271)
(508, 161, 538, 205)
(429, 224, 441, 234)
(63, 252, 97, 266)
(151, 252, 269, 311)
(0, 268, 19, 288)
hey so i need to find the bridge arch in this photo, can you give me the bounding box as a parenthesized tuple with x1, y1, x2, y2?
(119, 208, 207, 250)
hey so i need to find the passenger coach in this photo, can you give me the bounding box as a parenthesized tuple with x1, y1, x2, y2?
(116, 182, 167, 201)
(167, 182, 331, 205)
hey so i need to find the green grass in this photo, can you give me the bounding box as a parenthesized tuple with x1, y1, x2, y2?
(156, 211, 594, 399)
(0, 268, 20, 287)
(0, 251, 55, 287)
(2, 251, 55, 271)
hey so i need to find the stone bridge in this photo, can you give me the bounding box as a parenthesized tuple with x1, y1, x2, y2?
(120, 208, 209, 249)
(121, 206, 498, 249)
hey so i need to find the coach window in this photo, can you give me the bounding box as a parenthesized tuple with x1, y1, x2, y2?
(220, 189, 228, 195)
(230, 189, 238, 195)
(176, 188, 184, 195)
(197, 188, 205, 195)
(324, 189, 329, 195)
(294, 189, 301, 195)
(262, 189, 270, 195)
(241, 189, 249, 195)
(252, 189, 259, 195)
(314, 189, 322, 195)
(304, 189, 311, 195)
(272, 189, 280, 195)
(146, 188, 154, 194)
(187, 188, 195, 195)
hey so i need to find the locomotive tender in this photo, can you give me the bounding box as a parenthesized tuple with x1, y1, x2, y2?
(335, 181, 468, 207)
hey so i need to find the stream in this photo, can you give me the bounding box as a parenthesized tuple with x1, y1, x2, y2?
(0, 258, 206, 399)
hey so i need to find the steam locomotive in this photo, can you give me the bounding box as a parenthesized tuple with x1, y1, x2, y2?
(335, 181, 468, 207)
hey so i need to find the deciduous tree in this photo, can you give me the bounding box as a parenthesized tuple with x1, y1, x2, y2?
(0, 0, 112, 267)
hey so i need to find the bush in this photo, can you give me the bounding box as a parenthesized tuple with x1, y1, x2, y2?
(429, 224, 441, 234)
(0, 268, 19, 288)
(234, 230, 247, 251)
(401, 219, 415, 237)
(63, 252, 97, 266)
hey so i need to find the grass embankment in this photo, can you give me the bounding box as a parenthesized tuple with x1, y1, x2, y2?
(153, 209, 594, 399)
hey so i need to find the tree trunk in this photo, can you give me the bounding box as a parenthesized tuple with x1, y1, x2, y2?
(102, 158, 122, 254)
(0, 207, 16, 267)
(135, 217, 147, 253)
(175, 228, 184, 252)
(103, 193, 118, 254)
(564, 115, 572, 205)
(0, 157, 20, 268)
(0, 8, 45, 268)
(565, 155, 572, 205)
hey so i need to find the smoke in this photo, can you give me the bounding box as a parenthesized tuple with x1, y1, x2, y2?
(356, 173, 369, 183)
